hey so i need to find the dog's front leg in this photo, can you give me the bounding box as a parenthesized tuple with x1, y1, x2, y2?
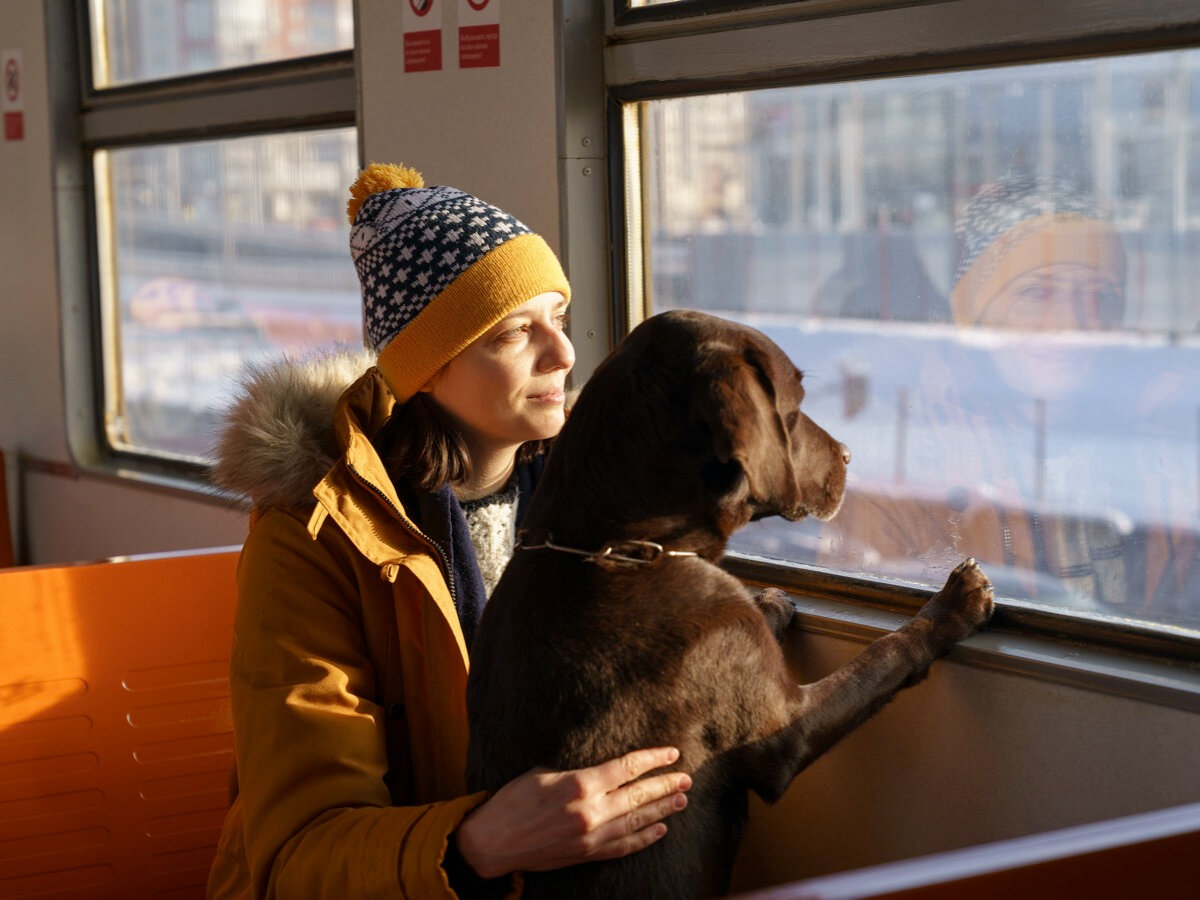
(752, 559, 993, 799)
(753, 587, 796, 639)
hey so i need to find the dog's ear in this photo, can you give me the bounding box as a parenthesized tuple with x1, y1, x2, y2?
(693, 347, 803, 516)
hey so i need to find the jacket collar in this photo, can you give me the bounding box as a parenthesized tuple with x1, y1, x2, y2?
(310, 366, 475, 666)
(310, 367, 440, 573)
(305, 365, 547, 661)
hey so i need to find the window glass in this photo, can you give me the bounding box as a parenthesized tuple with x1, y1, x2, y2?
(96, 128, 361, 461)
(643, 50, 1200, 634)
(90, 0, 354, 87)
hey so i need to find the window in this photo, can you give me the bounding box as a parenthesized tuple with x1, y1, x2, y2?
(96, 131, 360, 461)
(71, 1, 358, 468)
(90, 0, 354, 87)
(614, 1, 1200, 639)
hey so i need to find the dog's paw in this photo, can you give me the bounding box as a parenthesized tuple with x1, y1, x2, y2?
(753, 587, 796, 637)
(919, 557, 994, 640)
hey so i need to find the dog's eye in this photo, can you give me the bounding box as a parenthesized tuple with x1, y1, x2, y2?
(785, 409, 800, 430)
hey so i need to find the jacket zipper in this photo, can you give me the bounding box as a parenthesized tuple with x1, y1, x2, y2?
(345, 461, 458, 608)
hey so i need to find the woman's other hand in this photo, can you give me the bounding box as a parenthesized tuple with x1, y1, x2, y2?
(454, 746, 691, 879)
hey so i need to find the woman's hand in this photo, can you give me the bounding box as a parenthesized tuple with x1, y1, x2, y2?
(454, 746, 692, 879)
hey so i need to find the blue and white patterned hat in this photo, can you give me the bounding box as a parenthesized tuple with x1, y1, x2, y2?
(347, 163, 571, 402)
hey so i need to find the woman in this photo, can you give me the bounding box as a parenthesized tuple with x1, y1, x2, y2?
(206, 163, 692, 898)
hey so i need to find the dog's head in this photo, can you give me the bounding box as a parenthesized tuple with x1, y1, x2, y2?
(538, 310, 849, 546)
(676, 311, 849, 532)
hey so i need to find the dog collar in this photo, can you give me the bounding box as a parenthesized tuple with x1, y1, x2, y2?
(515, 532, 699, 567)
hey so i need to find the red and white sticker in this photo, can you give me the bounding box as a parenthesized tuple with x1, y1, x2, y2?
(403, 0, 443, 73)
(2, 49, 23, 141)
(458, 0, 499, 69)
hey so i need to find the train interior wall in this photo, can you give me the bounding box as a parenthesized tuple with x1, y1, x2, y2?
(0, 0, 248, 563)
(730, 618, 1200, 889)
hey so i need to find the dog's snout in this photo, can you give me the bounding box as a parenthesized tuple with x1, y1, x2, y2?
(839, 443, 851, 465)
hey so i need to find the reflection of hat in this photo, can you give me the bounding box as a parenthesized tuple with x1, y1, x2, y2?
(347, 163, 570, 402)
(950, 176, 1125, 325)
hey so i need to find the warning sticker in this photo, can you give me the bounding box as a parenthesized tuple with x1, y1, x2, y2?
(2, 49, 23, 141)
(404, 0, 443, 73)
(459, 0, 499, 69)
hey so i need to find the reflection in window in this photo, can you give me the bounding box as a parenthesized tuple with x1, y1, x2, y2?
(91, 0, 354, 87)
(95, 129, 361, 461)
(642, 50, 1200, 634)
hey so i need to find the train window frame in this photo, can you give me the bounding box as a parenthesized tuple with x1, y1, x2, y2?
(612, 0, 914, 29)
(86, 0, 354, 88)
(598, 0, 1200, 658)
(46, 0, 360, 490)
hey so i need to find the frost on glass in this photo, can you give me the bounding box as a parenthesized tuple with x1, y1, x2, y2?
(92, 0, 354, 86)
(644, 51, 1200, 634)
(98, 129, 361, 461)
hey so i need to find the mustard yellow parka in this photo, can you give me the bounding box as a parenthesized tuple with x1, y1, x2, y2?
(208, 357, 490, 899)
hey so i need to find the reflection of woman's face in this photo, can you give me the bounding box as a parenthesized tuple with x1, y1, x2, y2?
(982, 263, 1123, 331)
(982, 263, 1123, 398)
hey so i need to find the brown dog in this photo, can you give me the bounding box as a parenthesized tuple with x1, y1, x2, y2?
(466, 310, 993, 898)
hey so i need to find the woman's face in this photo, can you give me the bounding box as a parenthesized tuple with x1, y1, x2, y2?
(982, 263, 1123, 398)
(423, 291, 574, 459)
(982, 263, 1123, 332)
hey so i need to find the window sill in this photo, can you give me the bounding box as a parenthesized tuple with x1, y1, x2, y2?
(727, 554, 1200, 715)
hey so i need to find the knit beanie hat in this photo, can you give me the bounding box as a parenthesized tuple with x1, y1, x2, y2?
(347, 163, 571, 402)
(950, 175, 1125, 326)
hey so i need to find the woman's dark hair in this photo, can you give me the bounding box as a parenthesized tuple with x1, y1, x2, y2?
(377, 392, 553, 493)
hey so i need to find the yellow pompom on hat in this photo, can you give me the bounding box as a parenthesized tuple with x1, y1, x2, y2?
(347, 162, 570, 402)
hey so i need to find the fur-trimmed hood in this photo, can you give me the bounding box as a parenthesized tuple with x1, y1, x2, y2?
(212, 348, 377, 510)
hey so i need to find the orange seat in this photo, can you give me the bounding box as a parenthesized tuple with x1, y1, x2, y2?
(0, 548, 240, 899)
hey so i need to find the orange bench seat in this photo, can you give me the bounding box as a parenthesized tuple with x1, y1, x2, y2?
(0, 548, 240, 900)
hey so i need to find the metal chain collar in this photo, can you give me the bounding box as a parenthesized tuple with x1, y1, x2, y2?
(515, 532, 699, 567)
